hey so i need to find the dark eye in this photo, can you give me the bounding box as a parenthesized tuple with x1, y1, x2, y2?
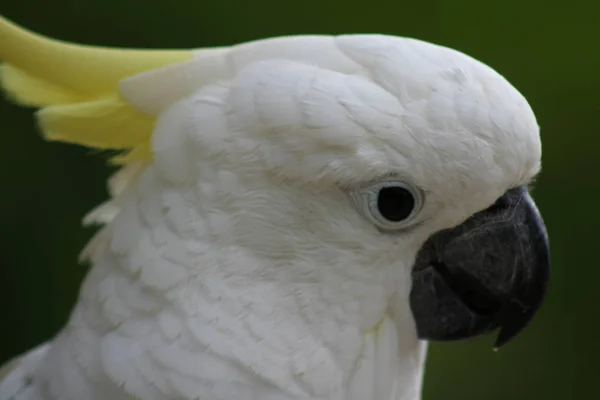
(350, 180, 423, 230)
(377, 186, 415, 222)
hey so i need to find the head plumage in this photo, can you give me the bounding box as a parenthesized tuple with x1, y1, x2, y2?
(0, 14, 192, 163)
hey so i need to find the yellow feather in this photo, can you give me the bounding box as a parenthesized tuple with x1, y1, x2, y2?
(38, 94, 155, 149)
(111, 143, 153, 164)
(0, 64, 88, 106)
(0, 15, 191, 100)
(0, 14, 193, 163)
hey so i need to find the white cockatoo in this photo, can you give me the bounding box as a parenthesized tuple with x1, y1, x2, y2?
(0, 14, 549, 400)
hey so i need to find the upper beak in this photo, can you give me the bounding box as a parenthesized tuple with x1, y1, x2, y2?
(409, 186, 550, 348)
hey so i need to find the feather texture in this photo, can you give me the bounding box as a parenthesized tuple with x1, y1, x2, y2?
(0, 14, 191, 162)
(0, 14, 542, 400)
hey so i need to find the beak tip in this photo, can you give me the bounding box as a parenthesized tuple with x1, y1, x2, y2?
(493, 328, 514, 349)
(492, 293, 548, 349)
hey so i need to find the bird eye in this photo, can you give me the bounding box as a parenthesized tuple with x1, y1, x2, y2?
(349, 180, 424, 230)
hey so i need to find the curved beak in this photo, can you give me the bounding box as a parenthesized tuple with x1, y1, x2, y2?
(410, 186, 550, 348)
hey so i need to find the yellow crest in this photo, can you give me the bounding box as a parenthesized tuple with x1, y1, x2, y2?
(0, 15, 193, 163)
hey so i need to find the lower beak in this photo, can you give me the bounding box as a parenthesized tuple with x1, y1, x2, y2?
(409, 186, 550, 348)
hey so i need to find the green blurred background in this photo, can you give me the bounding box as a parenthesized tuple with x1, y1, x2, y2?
(0, 0, 598, 398)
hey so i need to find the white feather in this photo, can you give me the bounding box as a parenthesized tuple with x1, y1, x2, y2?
(1, 34, 541, 400)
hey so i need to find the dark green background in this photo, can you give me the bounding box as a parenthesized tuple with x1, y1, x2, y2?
(0, 1, 598, 398)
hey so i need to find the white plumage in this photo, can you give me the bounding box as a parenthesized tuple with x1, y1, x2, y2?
(0, 30, 541, 400)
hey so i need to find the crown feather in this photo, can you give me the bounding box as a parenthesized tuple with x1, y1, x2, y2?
(0, 14, 192, 162)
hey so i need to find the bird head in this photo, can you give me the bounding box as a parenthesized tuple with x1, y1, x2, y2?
(0, 15, 548, 350)
(141, 35, 548, 348)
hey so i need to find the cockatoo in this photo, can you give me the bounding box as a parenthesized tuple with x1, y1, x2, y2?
(0, 14, 549, 400)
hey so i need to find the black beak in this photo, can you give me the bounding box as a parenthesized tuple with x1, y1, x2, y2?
(409, 186, 550, 348)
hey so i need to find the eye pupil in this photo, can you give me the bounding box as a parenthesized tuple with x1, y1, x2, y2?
(377, 186, 415, 222)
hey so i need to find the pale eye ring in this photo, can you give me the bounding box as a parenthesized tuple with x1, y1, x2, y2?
(350, 180, 424, 230)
